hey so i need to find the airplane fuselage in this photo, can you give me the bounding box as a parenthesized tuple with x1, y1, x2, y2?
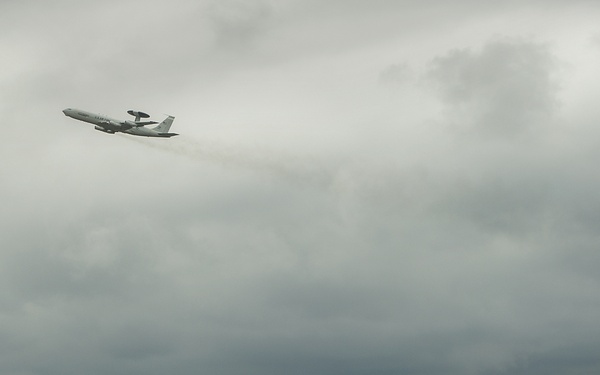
(62, 108, 177, 137)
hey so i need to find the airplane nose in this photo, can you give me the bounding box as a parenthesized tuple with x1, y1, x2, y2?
(62, 109, 68, 116)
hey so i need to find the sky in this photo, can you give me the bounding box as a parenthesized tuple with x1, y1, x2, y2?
(2, 1, 600, 374)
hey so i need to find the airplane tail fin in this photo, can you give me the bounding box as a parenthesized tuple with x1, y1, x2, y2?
(152, 116, 175, 134)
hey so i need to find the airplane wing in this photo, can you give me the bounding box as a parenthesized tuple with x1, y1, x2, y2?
(131, 121, 158, 127)
(98, 119, 158, 131)
(98, 121, 119, 131)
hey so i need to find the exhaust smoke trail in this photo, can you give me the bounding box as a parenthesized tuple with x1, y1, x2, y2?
(123, 136, 339, 188)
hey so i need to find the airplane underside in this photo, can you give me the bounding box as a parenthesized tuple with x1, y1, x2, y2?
(94, 126, 178, 138)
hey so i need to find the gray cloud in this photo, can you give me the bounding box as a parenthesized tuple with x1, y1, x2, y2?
(378, 62, 413, 87)
(2, 1, 600, 375)
(428, 38, 561, 137)
(206, 0, 274, 51)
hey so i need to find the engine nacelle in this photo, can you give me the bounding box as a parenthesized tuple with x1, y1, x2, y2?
(95, 126, 115, 134)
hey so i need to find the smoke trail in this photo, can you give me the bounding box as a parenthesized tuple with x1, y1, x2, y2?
(120, 135, 433, 228)
(123, 135, 339, 188)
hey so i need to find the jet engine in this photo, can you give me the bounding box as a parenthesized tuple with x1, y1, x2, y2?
(95, 126, 115, 134)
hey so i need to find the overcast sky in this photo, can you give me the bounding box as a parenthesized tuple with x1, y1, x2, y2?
(2, 1, 600, 374)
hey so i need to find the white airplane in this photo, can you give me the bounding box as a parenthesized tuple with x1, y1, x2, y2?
(62, 108, 178, 137)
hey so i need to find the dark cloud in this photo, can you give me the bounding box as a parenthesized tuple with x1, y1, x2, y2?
(428, 39, 561, 137)
(206, 0, 274, 51)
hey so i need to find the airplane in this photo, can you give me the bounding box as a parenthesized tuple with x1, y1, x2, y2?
(62, 108, 178, 137)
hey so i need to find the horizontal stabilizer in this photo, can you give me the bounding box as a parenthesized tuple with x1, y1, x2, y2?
(159, 133, 178, 137)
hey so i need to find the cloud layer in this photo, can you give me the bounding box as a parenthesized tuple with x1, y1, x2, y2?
(2, 1, 600, 374)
